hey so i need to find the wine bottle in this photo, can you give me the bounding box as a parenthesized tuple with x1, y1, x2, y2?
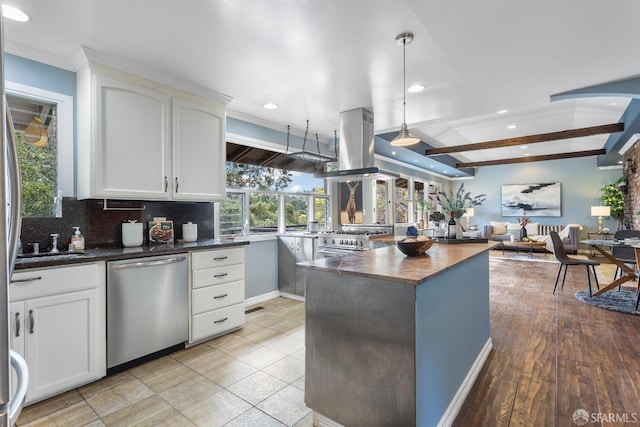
(448, 212, 457, 239)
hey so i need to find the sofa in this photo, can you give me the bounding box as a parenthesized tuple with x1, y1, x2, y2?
(483, 222, 581, 254)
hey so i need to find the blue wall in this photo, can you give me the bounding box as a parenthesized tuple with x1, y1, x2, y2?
(244, 238, 279, 299)
(458, 157, 622, 235)
(4, 53, 76, 97)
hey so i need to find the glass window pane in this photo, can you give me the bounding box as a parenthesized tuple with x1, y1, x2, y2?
(8, 95, 58, 217)
(375, 180, 388, 224)
(220, 193, 245, 236)
(285, 195, 308, 231)
(414, 180, 425, 221)
(313, 197, 328, 229)
(250, 193, 278, 234)
(395, 179, 409, 223)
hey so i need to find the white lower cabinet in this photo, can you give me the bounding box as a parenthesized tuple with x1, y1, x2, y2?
(10, 263, 106, 404)
(190, 247, 245, 343)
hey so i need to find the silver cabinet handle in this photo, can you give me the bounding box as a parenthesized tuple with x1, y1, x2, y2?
(28, 310, 33, 334)
(175, 177, 179, 193)
(214, 317, 228, 324)
(11, 276, 42, 284)
(112, 256, 186, 270)
(213, 273, 228, 278)
(14, 313, 20, 338)
(213, 256, 228, 261)
(164, 176, 168, 192)
(213, 294, 228, 299)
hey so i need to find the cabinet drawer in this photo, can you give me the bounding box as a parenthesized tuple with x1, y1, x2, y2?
(191, 303, 245, 342)
(192, 280, 244, 314)
(192, 264, 244, 289)
(191, 247, 244, 270)
(11, 264, 99, 300)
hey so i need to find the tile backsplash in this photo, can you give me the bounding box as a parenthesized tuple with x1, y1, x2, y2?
(20, 198, 214, 252)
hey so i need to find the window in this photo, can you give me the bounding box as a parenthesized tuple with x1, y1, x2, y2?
(395, 179, 409, 223)
(285, 195, 308, 231)
(6, 82, 73, 218)
(250, 193, 279, 234)
(219, 192, 245, 235)
(220, 160, 330, 237)
(414, 180, 426, 221)
(375, 180, 389, 224)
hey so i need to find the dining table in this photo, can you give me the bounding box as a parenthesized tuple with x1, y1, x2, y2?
(580, 238, 640, 296)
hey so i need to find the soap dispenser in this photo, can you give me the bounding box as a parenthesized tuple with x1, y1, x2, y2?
(71, 227, 85, 252)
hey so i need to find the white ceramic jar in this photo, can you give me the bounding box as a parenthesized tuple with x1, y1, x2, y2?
(182, 222, 198, 242)
(122, 220, 143, 247)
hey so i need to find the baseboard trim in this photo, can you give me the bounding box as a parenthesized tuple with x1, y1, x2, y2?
(244, 290, 280, 307)
(313, 412, 345, 427)
(278, 292, 305, 302)
(437, 338, 493, 427)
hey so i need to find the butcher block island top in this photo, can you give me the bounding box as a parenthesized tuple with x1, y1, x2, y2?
(299, 241, 496, 427)
(297, 240, 498, 285)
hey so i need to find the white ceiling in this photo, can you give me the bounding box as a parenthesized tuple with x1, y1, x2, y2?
(4, 0, 639, 173)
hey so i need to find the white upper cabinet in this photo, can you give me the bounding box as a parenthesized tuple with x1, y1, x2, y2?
(172, 98, 226, 201)
(77, 62, 227, 201)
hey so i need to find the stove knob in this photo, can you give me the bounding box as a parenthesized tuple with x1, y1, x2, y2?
(331, 239, 335, 245)
(359, 241, 363, 247)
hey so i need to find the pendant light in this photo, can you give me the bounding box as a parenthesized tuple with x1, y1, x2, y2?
(390, 32, 420, 147)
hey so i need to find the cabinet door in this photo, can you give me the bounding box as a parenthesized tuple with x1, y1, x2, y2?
(278, 237, 296, 295)
(172, 97, 226, 201)
(295, 237, 315, 296)
(94, 74, 171, 199)
(9, 301, 25, 400)
(25, 290, 98, 403)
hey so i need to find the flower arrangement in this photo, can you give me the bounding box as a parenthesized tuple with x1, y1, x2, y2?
(518, 212, 530, 228)
(430, 183, 486, 218)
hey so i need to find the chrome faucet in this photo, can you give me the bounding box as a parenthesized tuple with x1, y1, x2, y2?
(49, 233, 60, 254)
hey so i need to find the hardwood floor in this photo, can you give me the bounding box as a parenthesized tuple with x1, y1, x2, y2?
(453, 252, 640, 427)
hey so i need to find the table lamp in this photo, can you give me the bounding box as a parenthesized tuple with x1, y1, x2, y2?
(464, 207, 475, 230)
(590, 206, 610, 233)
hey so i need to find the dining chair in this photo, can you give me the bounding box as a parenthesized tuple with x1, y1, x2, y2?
(612, 229, 640, 280)
(550, 231, 600, 296)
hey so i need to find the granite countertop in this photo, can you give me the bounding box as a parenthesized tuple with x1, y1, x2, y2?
(14, 238, 250, 270)
(297, 241, 499, 285)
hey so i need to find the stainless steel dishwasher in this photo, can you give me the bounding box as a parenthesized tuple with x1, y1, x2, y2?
(107, 253, 188, 372)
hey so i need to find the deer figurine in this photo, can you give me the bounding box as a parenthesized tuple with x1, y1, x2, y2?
(345, 181, 359, 223)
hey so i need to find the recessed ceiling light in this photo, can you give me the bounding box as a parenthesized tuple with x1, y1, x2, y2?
(497, 109, 508, 114)
(413, 159, 418, 162)
(611, 102, 617, 106)
(2, 4, 29, 22)
(263, 103, 278, 110)
(407, 84, 424, 93)
(618, 160, 623, 164)
(507, 124, 517, 129)
(429, 165, 434, 168)
(521, 145, 528, 149)
(391, 151, 396, 155)
(525, 153, 531, 156)
(443, 170, 448, 174)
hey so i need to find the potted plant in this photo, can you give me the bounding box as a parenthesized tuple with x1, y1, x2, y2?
(601, 177, 625, 230)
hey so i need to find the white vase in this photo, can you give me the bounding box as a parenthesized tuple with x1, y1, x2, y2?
(456, 220, 464, 239)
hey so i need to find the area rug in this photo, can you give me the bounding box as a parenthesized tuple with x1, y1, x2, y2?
(574, 290, 640, 315)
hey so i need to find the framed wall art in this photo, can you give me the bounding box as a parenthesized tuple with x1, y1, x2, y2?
(501, 182, 561, 217)
(339, 181, 363, 224)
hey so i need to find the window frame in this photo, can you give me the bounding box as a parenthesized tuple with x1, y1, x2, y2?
(6, 81, 74, 198)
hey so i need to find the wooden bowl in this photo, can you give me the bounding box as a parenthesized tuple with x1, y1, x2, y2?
(396, 238, 434, 256)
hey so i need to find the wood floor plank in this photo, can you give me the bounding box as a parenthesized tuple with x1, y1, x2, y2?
(453, 255, 640, 426)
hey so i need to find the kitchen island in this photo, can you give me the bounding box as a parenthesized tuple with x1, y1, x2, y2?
(298, 241, 497, 427)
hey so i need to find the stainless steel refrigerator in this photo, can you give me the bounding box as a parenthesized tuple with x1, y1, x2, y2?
(0, 4, 30, 425)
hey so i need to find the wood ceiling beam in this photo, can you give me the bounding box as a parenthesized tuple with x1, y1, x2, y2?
(228, 146, 254, 163)
(456, 149, 606, 168)
(425, 122, 624, 156)
(258, 152, 281, 167)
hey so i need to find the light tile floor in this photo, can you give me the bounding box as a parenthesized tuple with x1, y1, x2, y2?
(17, 297, 312, 427)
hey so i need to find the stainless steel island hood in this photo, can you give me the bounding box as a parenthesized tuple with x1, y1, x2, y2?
(315, 108, 400, 181)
